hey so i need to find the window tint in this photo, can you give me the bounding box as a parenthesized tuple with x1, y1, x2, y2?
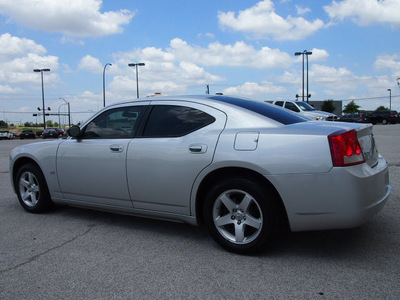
(83, 106, 144, 138)
(275, 101, 284, 107)
(143, 105, 216, 137)
(210, 96, 308, 125)
(284, 102, 300, 112)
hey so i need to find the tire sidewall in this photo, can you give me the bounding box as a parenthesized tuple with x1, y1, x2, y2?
(15, 163, 52, 213)
(204, 177, 276, 254)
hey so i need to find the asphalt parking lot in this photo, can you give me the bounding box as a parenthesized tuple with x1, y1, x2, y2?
(1, 125, 399, 299)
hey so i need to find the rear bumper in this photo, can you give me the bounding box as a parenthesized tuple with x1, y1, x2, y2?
(266, 156, 391, 232)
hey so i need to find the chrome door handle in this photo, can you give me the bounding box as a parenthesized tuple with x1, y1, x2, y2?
(110, 145, 124, 152)
(189, 144, 207, 154)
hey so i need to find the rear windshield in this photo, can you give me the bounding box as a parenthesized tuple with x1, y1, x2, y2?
(210, 96, 308, 125)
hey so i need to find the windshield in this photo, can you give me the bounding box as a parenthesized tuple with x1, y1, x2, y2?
(297, 102, 316, 112)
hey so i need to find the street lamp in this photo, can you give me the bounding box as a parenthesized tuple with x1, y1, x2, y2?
(128, 63, 145, 98)
(388, 88, 392, 110)
(294, 50, 312, 102)
(59, 97, 71, 128)
(33, 68, 50, 129)
(103, 63, 112, 107)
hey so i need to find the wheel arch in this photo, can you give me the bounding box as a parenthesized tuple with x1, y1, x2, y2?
(195, 167, 290, 231)
(11, 157, 42, 192)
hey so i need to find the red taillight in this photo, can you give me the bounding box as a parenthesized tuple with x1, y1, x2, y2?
(328, 130, 365, 167)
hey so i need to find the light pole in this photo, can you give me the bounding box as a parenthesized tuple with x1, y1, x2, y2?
(58, 97, 71, 128)
(33, 68, 50, 129)
(103, 63, 112, 107)
(294, 50, 312, 102)
(128, 63, 145, 98)
(388, 88, 392, 110)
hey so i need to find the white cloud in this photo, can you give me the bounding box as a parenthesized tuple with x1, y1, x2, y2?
(108, 38, 295, 96)
(223, 81, 286, 97)
(374, 53, 400, 75)
(78, 55, 103, 73)
(296, 5, 311, 15)
(0, 0, 134, 37)
(0, 33, 46, 59)
(0, 33, 59, 90)
(169, 38, 292, 68)
(324, 0, 400, 26)
(218, 0, 325, 40)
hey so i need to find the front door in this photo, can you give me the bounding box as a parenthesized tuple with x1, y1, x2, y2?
(56, 104, 147, 207)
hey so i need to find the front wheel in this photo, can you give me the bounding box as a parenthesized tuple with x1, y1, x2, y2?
(15, 163, 52, 213)
(204, 178, 278, 254)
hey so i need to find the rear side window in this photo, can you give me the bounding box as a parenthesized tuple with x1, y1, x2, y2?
(210, 96, 307, 125)
(143, 105, 216, 137)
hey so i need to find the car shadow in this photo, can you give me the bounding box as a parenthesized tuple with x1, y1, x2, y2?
(48, 204, 388, 258)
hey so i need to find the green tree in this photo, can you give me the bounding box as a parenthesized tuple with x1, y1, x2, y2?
(24, 121, 33, 127)
(376, 105, 389, 111)
(0, 120, 7, 128)
(343, 100, 360, 114)
(46, 120, 53, 127)
(321, 99, 336, 113)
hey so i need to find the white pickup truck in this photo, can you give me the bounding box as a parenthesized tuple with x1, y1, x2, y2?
(0, 131, 15, 140)
(270, 100, 337, 121)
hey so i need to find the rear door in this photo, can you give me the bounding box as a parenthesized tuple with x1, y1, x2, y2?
(126, 101, 226, 215)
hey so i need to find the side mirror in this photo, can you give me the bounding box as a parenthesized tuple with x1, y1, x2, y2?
(67, 126, 81, 138)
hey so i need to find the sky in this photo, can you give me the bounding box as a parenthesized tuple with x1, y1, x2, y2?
(0, 0, 399, 125)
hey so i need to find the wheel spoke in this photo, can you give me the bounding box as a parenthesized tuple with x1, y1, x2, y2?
(245, 215, 262, 230)
(21, 190, 30, 201)
(234, 223, 245, 243)
(215, 214, 234, 227)
(30, 193, 38, 205)
(20, 178, 29, 189)
(28, 173, 35, 185)
(219, 194, 236, 211)
(238, 194, 253, 212)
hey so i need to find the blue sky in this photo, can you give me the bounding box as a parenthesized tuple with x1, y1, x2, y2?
(0, 0, 399, 124)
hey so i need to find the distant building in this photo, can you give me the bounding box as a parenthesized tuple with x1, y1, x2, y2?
(309, 100, 343, 116)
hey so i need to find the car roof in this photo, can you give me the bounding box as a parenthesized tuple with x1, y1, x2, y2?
(105, 95, 308, 125)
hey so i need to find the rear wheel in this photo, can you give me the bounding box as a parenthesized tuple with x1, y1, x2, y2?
(204, 178, 278, 254)
(15, 163, 52, 213)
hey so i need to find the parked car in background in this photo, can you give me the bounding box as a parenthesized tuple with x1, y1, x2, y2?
(19, 130, 36, 139)
(338, 113, 370, 123)
(270, 100, 337, 121)
(55, 128, 65, 137)
(369, 110, 399, 125)
(42, 128, 60, 139)
(0, 130, 14, 140)
(10, 95, 390, 254)
(11, 132, 20, 139)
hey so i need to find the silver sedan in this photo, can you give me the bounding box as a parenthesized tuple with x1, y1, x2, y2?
(9, 95, 391, 253)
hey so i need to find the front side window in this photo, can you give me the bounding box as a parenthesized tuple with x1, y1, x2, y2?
(284, 102, 300, 112)
(83, 106, 145, 138)
(143, 105, 216, 137)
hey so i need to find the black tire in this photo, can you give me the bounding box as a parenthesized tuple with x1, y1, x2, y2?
(203, 177, 279, 254)
(382, 119, 388, 125)
(15, 163, 53, 213)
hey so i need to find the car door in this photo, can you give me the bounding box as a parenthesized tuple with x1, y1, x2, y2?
(126, 101, 227, 215)
(56, 104, 147, 207)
